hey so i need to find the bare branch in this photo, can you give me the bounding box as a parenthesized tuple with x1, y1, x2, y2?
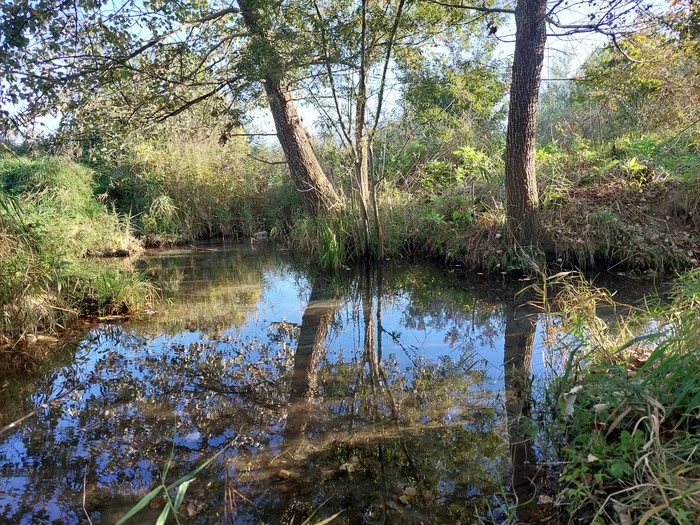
(247, 153, 288, 165)
(311, 0, 354, 149)
(422, 0, 515, 15)
(372, 0, 407, 135)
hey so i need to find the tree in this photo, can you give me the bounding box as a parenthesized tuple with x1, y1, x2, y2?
(504, 0, 547, 248)
(237, 0, 342, 215)
(306, 0, 493, 255)
(431, 0, 668, 251)
(0, 0, 341, 215)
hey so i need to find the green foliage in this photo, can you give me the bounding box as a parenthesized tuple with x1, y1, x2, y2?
(539, 30, 698, 147)
(401, 56, 506, 125)
(0, 155, 153, 337)
(545, 270, 700, 523)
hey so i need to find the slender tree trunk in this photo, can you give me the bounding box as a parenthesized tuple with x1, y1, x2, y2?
(505, 0, 547, 248)
(355, 134, 371, 255)
(354, 0, 372, 257)
(360, 264, 380, 384)
(504, 296, 539, 521)
(237, 0, 341, 216)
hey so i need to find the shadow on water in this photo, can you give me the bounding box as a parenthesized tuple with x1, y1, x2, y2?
(0, 244, 659, 524)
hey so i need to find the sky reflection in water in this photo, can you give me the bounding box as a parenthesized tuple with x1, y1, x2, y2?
(0, 244, 625, 524)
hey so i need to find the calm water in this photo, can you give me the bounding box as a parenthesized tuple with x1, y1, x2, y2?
(0, 245, 653, 524)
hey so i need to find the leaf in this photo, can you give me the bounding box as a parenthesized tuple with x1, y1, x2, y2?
(156, 503, 171, 525)
(174, 478, 195, 512)
(608, 462, 632, 479)
(117, 443, 231, 524)
(311, 511, 343, 525)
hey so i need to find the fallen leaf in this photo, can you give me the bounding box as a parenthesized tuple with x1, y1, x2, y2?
(593, 403, 609, 414)
(339, 456, 361, 473)
(613, 503, 632, 525)
(538, 494, 554, 504)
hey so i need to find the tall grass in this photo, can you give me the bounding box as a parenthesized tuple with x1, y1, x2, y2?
(104, 138, 301, 245)
(544, 270, 700, 523)
(0, 155, 154, 338)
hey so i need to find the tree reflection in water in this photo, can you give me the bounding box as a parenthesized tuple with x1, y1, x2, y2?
(0, 245, 574, 524)
(504, 294, 541, 523)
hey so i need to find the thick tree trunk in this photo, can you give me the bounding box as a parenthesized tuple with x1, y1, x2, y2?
(504, 296, 539, 521)
(264, 82, 342, 215)
(237, 0, 341, 216)
(505, 0, 547, 248)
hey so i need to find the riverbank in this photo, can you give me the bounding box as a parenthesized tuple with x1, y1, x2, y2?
(542, 270, 700, 523)
(2, 141, 699, 342)
(0, 156, 155, 340)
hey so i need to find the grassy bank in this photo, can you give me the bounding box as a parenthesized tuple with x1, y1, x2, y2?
(290, 133, 700, 272)
(0, 156, 154, 340)
(546, 270, 699, 523)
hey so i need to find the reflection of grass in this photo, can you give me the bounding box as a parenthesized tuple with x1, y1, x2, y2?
(132, 249, 276, 336)
(148, 283, 262, 336)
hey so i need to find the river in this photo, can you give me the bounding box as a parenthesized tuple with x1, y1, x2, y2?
(0, 244, 657, 524)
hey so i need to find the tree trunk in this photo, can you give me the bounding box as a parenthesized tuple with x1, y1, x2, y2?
(237, 0, 341, 216)
(505, 0, 547, 248)
(354, 0, 372, 257)
(504, 296, 539, 521)
(355, 133, 371, 255)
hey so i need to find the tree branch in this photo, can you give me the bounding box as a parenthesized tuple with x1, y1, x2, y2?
(422, 0, 515, 15)
(372, 0, 407, 135)
(247, 153, 288, 165)
(311, 0, 354, 149)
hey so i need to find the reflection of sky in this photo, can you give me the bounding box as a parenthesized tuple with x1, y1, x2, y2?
(0, 247, 558, 523)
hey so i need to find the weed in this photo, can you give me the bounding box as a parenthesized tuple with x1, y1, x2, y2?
(543, 270, 700, 524)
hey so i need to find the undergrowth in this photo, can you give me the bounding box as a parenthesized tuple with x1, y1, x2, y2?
(287, 132, 699, 272)
(545, 270, 700, 524)
(0, 155, 154, 339)
(102, 138, 301, 245)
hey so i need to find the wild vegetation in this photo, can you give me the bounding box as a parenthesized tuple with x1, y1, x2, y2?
(0, 0, 698, 522)
(540, 269, 700, 523)
(0, 156, 154, 340)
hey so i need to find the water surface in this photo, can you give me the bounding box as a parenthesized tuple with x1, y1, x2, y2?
(0, 245, 653, 524)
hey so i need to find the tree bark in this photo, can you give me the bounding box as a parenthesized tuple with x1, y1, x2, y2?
(504, 296, 539, 521)
(237, 0, 341, 216)
(505, 0, 547, 248)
